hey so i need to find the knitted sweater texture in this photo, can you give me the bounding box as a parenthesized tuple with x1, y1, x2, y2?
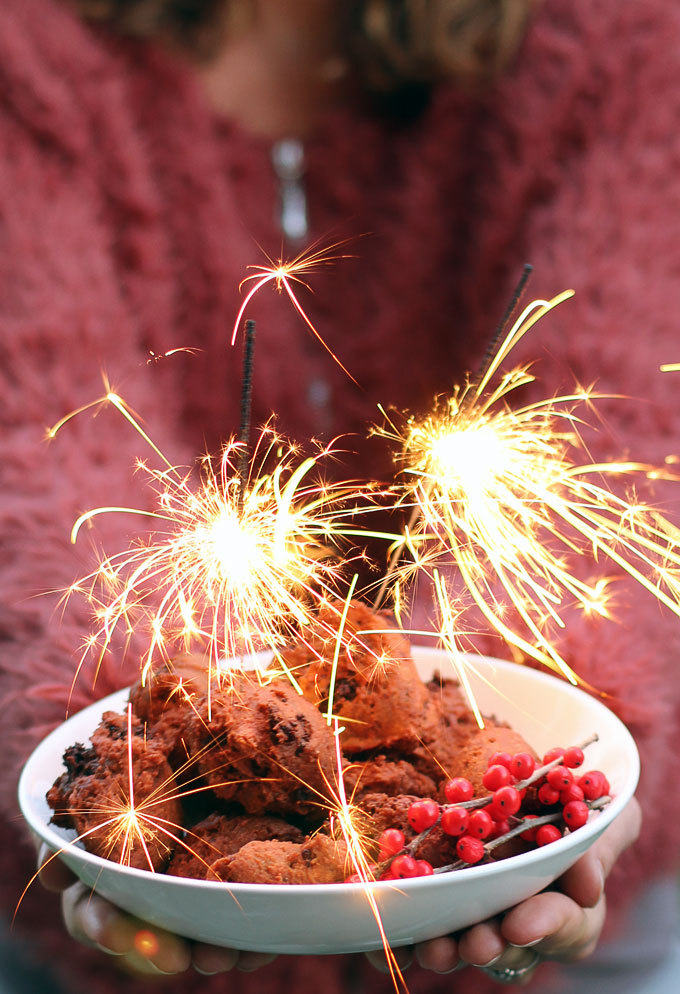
(2, 1, 680, 992)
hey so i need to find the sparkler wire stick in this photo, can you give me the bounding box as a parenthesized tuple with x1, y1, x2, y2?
(474, 263, 533, 391)
(237, 319, 256, 502)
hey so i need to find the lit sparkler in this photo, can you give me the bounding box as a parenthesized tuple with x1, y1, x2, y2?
(378, 291, 680, 690)
(49, 392, 378, 694)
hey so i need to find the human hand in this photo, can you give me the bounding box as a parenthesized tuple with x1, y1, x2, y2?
(367, 797, 641, 984)
(36, 842, 276, 977)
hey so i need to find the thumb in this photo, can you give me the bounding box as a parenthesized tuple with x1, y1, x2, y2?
(35, 837, 77, 893)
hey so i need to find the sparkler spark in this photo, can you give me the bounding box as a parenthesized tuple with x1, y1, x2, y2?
(146, 347, 202, 364)
(378, 292, 680, 693)
(85, 705, 181, 871)
(22, 706, 211, 902)
(231, 240, 359, 384)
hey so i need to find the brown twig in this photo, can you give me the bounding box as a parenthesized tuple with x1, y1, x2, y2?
(373, 733, 603, 878)
(433, 795, 611, 874)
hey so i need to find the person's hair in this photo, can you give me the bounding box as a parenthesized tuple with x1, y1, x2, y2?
(69, 1, 535, 91)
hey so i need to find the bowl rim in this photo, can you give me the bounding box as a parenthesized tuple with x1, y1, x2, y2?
(19, 649, 640, 896)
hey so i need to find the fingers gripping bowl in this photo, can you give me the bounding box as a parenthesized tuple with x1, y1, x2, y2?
(19, 648, 639, 955)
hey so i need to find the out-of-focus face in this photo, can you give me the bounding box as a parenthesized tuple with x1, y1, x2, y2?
(195, 0, 353, 137)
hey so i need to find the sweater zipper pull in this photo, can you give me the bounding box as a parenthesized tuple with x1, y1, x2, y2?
(271, 139, 309, 242)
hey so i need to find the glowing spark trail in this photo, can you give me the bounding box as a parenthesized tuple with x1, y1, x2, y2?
(327, 723, 408, 994)
(379, 292, 680, 696)
(147, 348, 202, 364)
(231, 241, 358, 384)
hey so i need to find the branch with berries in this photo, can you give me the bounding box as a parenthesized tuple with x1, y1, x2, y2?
(349, 735, 612, 882)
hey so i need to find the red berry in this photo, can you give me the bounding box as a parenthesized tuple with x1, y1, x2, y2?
(491, 818, 511, 838)
(440, 806, 469, 836)
(492, 785, 522, 816)
(346, 867, 377, 882)
(407, 799, 440, 833)
(547, 765, 574, 790)
(378, 829, 406, 860)
(577, 771, 607, 800)
(563, 747, 585, 769)
(538, 783, 561, 806)
(444, 777, 474, 804)
(414, 860, 434, 877)
(560, 783, 585, 805)
(468, 809, 494, 839)
(536, 824, 562, 846)
(456, 836, 486, 863)
(543, 747, 565, 765)
(487, 751, 513, 770)
(483, 764, 513, 791)
(520, 815, 539, 841)
(511, 752, 536, 780)
(391, 854, 420, 878)
(562, 800, 589, 830)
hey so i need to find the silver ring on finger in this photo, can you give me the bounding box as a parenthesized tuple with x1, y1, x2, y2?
(481, 948, 541, 984)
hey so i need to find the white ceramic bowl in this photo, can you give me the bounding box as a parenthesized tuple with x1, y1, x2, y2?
(18, 650, 639, 954)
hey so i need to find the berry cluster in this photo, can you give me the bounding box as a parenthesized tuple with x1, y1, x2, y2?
(357, 734, 610, 882)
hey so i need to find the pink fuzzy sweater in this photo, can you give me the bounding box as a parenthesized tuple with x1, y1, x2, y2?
(2, 1, 680, 992)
